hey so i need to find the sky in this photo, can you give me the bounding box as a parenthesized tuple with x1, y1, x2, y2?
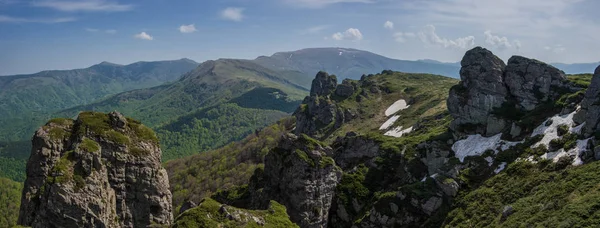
(0, 0, 598, 75)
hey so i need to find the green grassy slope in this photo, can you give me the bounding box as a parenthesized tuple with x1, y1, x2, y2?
(57, 59, 308, 161)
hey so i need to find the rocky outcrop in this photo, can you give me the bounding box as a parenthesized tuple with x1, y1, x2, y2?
(504, 56, 569, 111)
(335, 79, 356, 98)
(248, 134, 342, 228)
(577, 66, 600, 137)
(294, 72, 355, 138)
(18, 112, 173, 228)
(310, 71, 337, 96)
(448, 47, 575, 137)
(447, 47, 508, 136)
(332, 132, 380, 170)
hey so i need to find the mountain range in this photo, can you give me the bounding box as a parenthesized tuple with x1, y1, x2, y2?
(0, 47, 598, 183)
(5, 46, 600, 227)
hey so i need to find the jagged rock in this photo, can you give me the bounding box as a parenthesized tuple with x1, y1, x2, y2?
(434, 176, 459, 197)
(335, 79, 356, 98)
(310, 71, 337, 96)
(421, 197, 443, 216)
(510, 123, 522, 138)
(578, 66, 600, 137)
(294, 72, 354, 138)
(109, 111, 127, 129)
(179, 201, 197, 215)
(332, 133, 380, 170)
(18, 112, 172, 228)
(504, 56, 569, 111)
(248, 134, 342, 228)
(448, 47, 508, 136)
(418, 141, 451, 175)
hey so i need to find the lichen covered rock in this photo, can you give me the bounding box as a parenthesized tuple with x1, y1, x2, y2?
(248, 134, 342, 228)
(18, 111, 172, 228)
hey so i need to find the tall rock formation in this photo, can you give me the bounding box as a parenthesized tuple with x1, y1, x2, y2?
(248, 133, 342, 228)
(18, 111, 173, 228)
(578, 66, 600, 138)
(448, 46, 575, 137)
(447, 47, 508, 136)
(295, 71, 355, 139)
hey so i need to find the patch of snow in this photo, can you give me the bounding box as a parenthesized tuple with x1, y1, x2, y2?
(384, 126, 413, 138)
(385, 99, 410, 116)
(531, 112, 575, 148)
(339, 51, 343, 56)
(484, 156, 494, 166)
(539, 138, 591, 166)
(421, 177, 427, 182)
(379, 115, 400, 130)
(494, 162, 507, 174)
(452, 134, 504, 162)
(571, 123, 585, 134)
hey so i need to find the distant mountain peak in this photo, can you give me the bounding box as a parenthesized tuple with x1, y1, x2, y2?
(179, 58, 198, 64)
(96, 61, 121, 67)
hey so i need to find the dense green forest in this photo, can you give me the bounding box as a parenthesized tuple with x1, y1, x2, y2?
(166, 117, 295, 214)
(157, 103, 291, 160)
(0, 177, 22, 227)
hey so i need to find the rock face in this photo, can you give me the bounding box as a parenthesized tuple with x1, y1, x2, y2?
(332, 132, 380, 170)
(448, 47, 508, 136)
(295, 72, 355, 138)
(504, 56, 568, 111)
(18, 112, 173, 228)
(448, 46, 574, 137)
(335, 79, 356, 98)
(579, 66, 600, 137)
(248, 134, 342, 228)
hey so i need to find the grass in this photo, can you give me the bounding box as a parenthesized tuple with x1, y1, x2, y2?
(79, 138, 100, 153)
(173, 198, 298, 228)
(444, 160, 600, 227)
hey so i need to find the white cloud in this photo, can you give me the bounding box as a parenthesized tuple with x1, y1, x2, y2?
(0, 15, 76, 23)
(284, 0, 374, 8)
(483, 30, 515, 49)
(384, 21, 394, 30)
(331, 28, 363, 41)
(393, 32, 415, 43)
(221, 7, 244, 22)
(32, 0, 133, 12)
(545, 45, 566, 53)
(134, 32, 153, 40)
(179, 24, 197, 33)
(418, 25, 475, 49)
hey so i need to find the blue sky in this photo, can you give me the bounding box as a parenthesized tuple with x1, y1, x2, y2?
(0, 0, 598, 75)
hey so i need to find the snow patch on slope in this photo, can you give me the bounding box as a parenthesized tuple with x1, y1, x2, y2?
(384, 126, 413, 138)
(453, 134, 505, 162)
(385, 99, 410, 116)
(380, 115, 400, 130)
(531, 112, 576, 148)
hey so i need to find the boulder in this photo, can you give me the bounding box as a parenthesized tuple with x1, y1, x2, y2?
(504, 56, 568, 111)
(335, 79, 356, 98)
